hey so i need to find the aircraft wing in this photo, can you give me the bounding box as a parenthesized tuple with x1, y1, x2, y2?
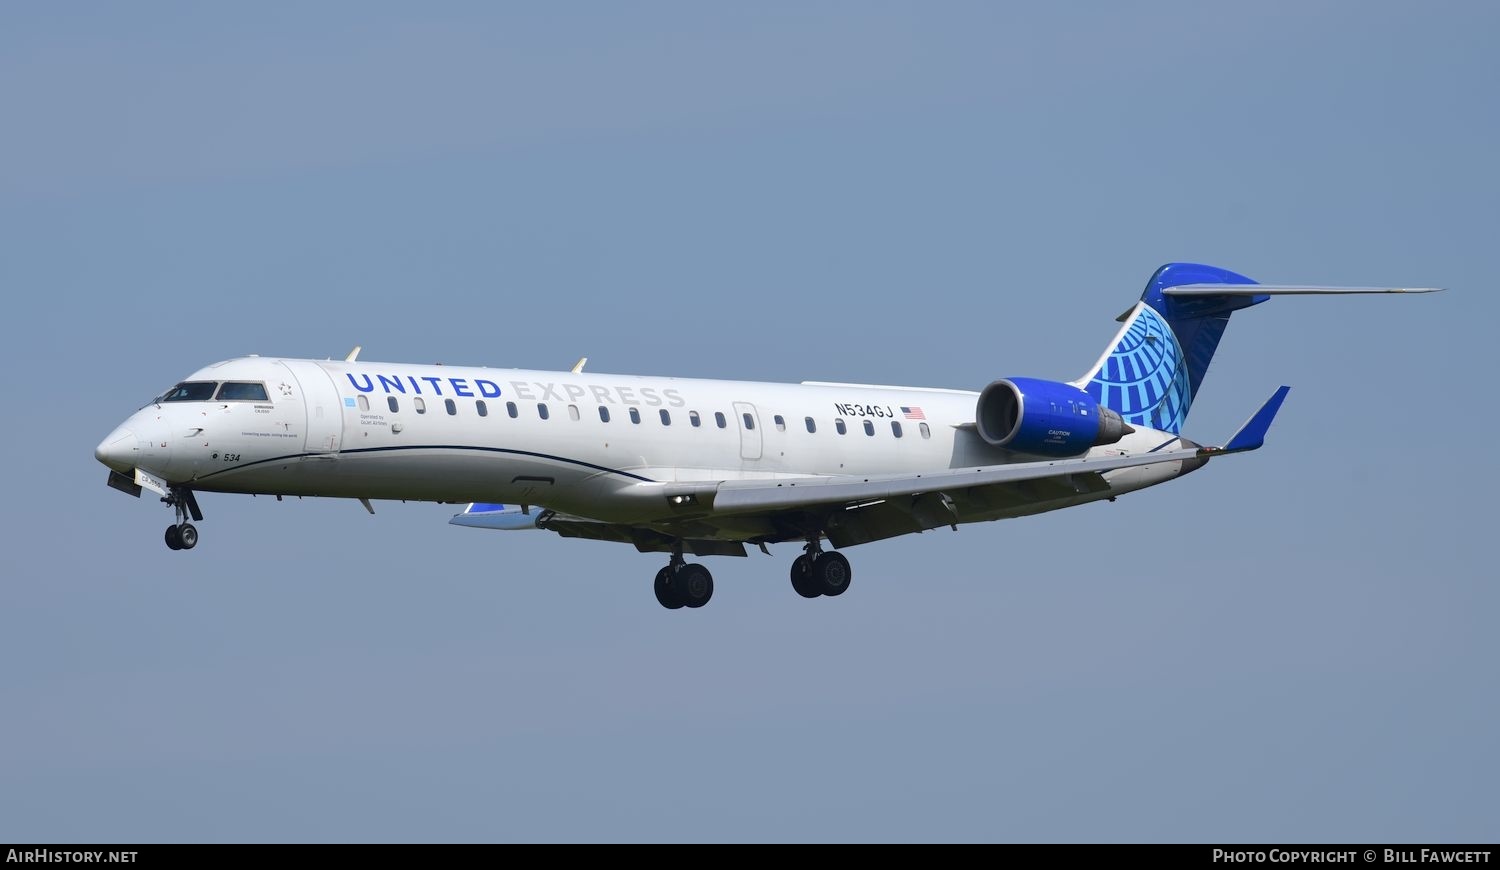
(466, 444, 1180, 553)
(457, 441, 1240, 553)
(455, 388, 1289, 552)
(455, 443, 1212, 553)
(457, 445, 1223, 553)
(669, 446, 1203, 516)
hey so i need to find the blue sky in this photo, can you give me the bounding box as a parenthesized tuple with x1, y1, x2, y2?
(1, 2, 1494, 842)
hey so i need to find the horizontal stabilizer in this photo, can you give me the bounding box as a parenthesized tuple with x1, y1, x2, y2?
(1220, 386, 1291, 454)
(449, 503, 540, 530)
(1165, 284, 1443, 296)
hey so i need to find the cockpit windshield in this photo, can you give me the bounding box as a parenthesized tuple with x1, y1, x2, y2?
(158, 381, 218, 402)
(153, 380, 271, 404)
(216, 382, 269, 401)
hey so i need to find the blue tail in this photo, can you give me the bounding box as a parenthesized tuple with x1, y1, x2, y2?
(1075, 263, 1269, 434)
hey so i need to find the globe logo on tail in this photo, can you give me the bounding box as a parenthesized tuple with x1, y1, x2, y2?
(1084, 303, 1191, 434)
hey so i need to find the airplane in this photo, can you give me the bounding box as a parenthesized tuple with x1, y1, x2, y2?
(94, 263, 1439, 609)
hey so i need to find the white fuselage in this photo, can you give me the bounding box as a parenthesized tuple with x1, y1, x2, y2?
(96, 356, 1190, 533)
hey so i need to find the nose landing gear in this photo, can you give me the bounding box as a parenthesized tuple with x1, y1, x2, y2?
(164, 523, 198, 550)
(161, 487, 203, 551)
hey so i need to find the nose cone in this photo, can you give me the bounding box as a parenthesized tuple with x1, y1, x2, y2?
(95, 427, 139, 473)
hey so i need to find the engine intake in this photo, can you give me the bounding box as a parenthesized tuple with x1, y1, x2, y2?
(975, 377, 1133, 457)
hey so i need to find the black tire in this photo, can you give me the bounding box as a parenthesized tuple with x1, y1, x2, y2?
(790, 554, 821, 598)
(813, 551, 851, 596)
(164, 525, 182, 551)
(654, 567, 684, 610)
(177, 523, 199, 550)
(677, 564, 714, 609)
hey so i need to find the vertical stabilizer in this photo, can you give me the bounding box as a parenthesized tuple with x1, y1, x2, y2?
(1074, 263, 1266, 434)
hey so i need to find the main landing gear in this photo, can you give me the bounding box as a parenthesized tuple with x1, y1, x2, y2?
(789, 537, 852, 599)
(653, 544, 714, 610)
(651, 537, 854, 609)
(162, 487, 203, 552)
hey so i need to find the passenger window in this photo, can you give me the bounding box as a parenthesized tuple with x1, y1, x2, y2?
(388, 397, 399, 413)
(660, 409, 671, 426)
(742, 413, 755, 431)
(568, 404, 580, 421)
(507, 402, 518, 418)
(629, 408, 641, 424)
(919, 422, 931, 439)
(599, 406, 611, 423)
(476, 400, 488, 417)
(538, 403, 549, 420)
(805, 417, 816, 434)
(863, 419, 874, 436)
(835, 418, 847, 435)
(357, 395, 370, 412)
(891, 421, 903, 438)
(445, 398, 457, 415)
(715, 412, 727, 429)
(773, 414, 785, 431)
(161, 381, 217, 402)
(216, 382, 269, 402)
(689, 411, 701, 428)
(415, 397, 427, 414)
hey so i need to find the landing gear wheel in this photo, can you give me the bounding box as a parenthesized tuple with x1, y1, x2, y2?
(165, 525, 183, 550)
(177, 523, 199, 550)
(677, 564, 714, 609)
(790, 554, 821, 598)
(812, 551, 851, 596)
(654, 567, 684, 610)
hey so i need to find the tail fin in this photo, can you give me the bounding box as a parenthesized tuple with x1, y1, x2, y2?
(1074, 263, 1264, 435)
(1073, 263, 1441, 435)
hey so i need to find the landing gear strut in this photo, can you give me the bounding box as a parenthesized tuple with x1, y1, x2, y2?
(162, 487, 202, 551)
(654, 543, 714, 610)
(789, 536, 852, 599)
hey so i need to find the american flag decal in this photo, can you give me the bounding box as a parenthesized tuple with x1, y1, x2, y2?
(901, 406, 926, 420)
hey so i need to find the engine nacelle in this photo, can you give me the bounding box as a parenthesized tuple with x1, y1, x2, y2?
(975, 377, 1133, 457)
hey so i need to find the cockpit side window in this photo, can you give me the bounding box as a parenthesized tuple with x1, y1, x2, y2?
(160, 381, 217, 402)
(215, 381, 269, 402)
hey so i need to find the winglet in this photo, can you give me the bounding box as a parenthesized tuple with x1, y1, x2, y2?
(346, 345, 362, 362)
(1220, 386, 1291, 453)
(571, 357, 588, 374)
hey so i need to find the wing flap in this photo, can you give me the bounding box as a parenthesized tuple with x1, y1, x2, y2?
(543, 518, 747, 556)
(707, 448, 1203, 515)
